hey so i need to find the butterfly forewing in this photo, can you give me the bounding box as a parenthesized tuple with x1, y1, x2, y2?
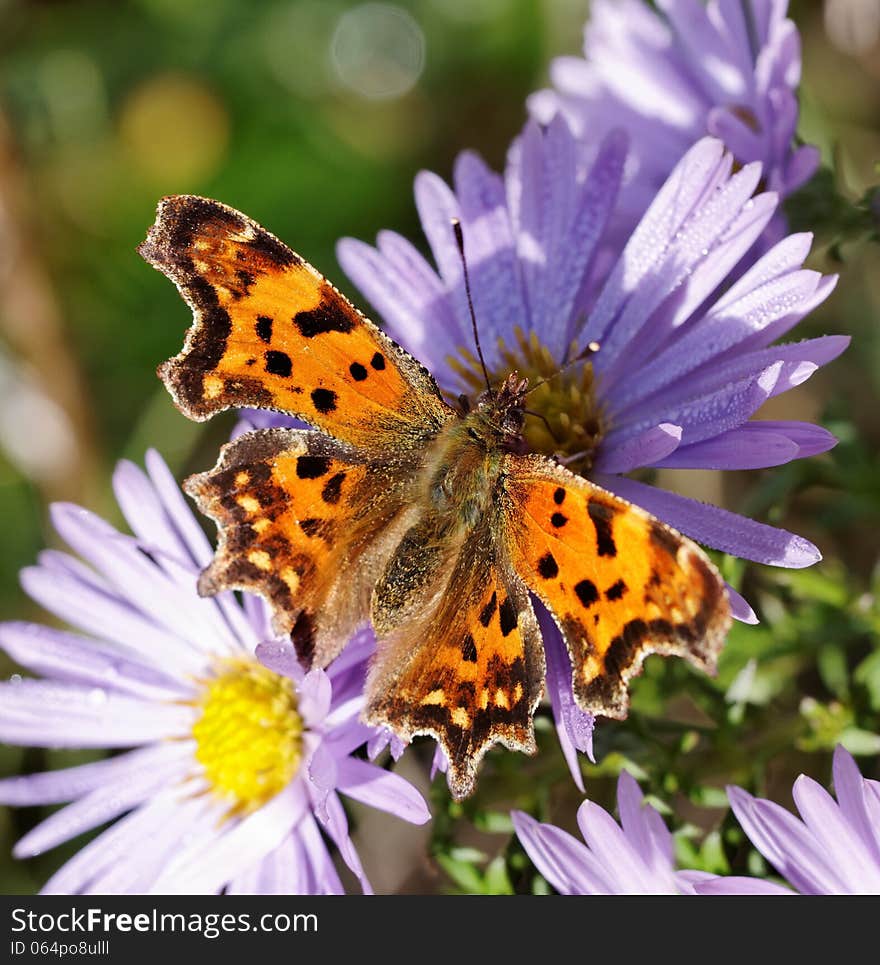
(139, 195, 451, 453)
(502, 454, 731, 718)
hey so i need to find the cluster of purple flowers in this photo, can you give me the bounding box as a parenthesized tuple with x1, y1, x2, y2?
(513, 745, 880, 895)
(1, 1, 874, 894)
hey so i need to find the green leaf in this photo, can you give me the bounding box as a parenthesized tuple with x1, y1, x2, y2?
(484, 856, 514, 895)
(435, 854, 486, 894)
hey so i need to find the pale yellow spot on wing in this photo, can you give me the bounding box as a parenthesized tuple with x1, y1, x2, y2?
(513, 682, 523, 704)
(235, 471, 250, 486)
(581, 655, 603, 682)
(251, 518, 271, 535)
(248, 550, 272, 571)
(479, 688, 489, 710)
(494, 689, 509, 709)
(420, 689, 445, 706)
(237, 495, 261, 514)
(451, 708, 470, 728)
(281, 567, 300, 594)
(204, 375, 224, 399)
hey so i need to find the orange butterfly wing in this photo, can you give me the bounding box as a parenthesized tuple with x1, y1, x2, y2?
(139, 195, 450, 451)
(366, 520, 544, 800)
(184, 427, 420, 669)
(502, 454, 731, 718)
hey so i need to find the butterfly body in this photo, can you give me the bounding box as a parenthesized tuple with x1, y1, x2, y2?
(420, 375, 526, 527)
(141, 196, 731, 799)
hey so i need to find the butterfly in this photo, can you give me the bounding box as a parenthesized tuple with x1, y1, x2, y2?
(139, 195, 731, 799)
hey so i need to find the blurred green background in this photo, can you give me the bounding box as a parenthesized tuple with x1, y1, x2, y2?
(0, 0, 878, 894)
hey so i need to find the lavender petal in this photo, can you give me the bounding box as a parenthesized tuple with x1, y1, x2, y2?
(511, 810, 614, 895)
(831, 745, 880, 867)
(297, 670, 332, 728)
(0, 742, 193, 806)
(335, 756, 431, 825)
(539, 607, 593, 791)
(13, 749, 192, 858)
(577, 798, 677, 893)
(594, 423, 682, 473)
(595, 474, 820, 568)
(792, 774, 880, 893)
(726, 785, 845, 895)
(651, 425, 800, 470)
(0, 679, 194, 747)
(0, 621, 191, 701)
(726, 584, 759, 625)
(695, 876, 795, 895)
(149, 783, 308, 895)
(20, 564, 206, 676)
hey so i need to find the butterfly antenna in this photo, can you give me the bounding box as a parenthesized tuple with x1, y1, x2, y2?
(451, 218, 493, 397)
(524, 340, 601, 398)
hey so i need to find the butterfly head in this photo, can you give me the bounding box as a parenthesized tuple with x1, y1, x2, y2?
(473, 372, 529, 447)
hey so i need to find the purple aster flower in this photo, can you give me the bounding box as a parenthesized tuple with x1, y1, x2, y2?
(530, 0, 819, 239)
(697, 746, 880, 895)
(0, 449, 429, 895)
(337, 120, 844, 787)
(512, 771, 716, 893)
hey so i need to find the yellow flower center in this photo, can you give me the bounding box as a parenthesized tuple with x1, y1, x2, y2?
(192, 660, 303, 815)
(449, 326, 606, 474)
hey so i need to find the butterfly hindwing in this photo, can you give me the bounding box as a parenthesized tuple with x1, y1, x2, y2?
(502, 454, 731, 718)
(366, 520, 544, 800)
(185, 427, 418, 669)
(139, 195, 451, 452)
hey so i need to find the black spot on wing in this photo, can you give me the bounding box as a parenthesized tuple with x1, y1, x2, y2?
(234, 269, 255, 298)
(498, 597, 517, 637)
(550, 512, 568, 528)
(293, 297, 354, 337)
(553, 487, 566, 505)
(299, 517, 332, 539)
(246, 224, 300, 268)
(255, 315, 273, 343)
(296, 455, 331, 479)
(349, 362, 368, 381)
(587, 500, 617, 558)
(291, 611, 316, 668)
(265, 350, 292, 377)
(537, 552, 559, 579)
(605, 579, 627, 601)
(311, 387, 338, 413)
(321, 472, 346, 504)
(461, 633, 477, 663)
(370, 352, 386, 370)
(479, 592, 497, 628)
(574, 579, 599, 608)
